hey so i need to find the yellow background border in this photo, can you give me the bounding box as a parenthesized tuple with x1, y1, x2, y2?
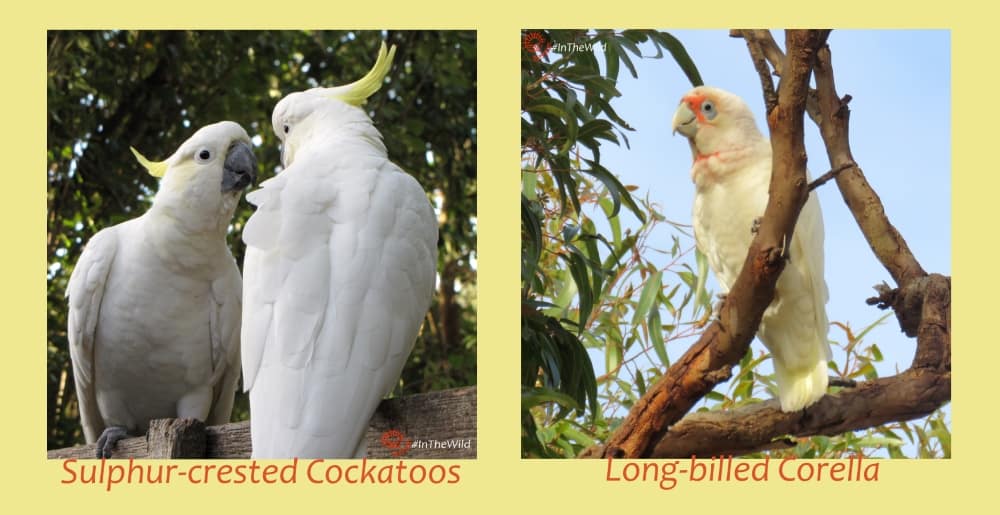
(5, 1, 983, 511)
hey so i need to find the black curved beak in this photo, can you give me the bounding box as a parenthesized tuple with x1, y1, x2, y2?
(221, 140, 258, 193)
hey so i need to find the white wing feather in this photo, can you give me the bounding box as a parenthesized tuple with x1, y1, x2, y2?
(206, 263, 244, 425)
(692, 152, 830, 411)
(242, 148, 437, 458)
(66, 227, 119, 443)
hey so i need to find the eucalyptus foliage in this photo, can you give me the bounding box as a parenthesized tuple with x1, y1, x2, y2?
(521, 29, 704, 457)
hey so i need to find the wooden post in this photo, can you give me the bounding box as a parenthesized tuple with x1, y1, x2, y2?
(146, 418, 207, 459)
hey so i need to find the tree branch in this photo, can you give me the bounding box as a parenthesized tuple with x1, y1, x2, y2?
(808, 161, 856, 192)
(580, 30, 828, 459)
(651, 273, 950, 457)
(731, 30, 777, 113)
(732, 30, 823, 127)
(813, 44, 927, 288)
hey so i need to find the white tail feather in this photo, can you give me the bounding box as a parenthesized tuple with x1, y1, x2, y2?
(774, 357, 829, 412)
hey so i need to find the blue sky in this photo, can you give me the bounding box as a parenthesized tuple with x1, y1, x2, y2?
(579, 30, 951, 427)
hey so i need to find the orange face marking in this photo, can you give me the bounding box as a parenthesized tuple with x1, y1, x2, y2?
(682, 93, 712, 124)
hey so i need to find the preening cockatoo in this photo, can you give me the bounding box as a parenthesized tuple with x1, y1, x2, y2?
(672, 86, 830, 412)
(241, 42, 438, 458)
(67, 121, 256, 457)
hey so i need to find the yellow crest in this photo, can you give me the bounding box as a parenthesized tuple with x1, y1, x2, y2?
(326, 41, 396, 107)
(129, 147, 168, 178)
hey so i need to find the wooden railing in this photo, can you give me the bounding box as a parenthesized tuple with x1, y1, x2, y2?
(47, 386, 476, 459)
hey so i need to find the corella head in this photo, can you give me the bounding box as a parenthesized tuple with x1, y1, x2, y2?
(131, 120, 258, 197)
(271, 41, 396, 167)
(671, 86, 764, 162)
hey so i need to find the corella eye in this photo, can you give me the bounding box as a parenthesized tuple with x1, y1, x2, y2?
(283, 124, 290, 134)
(195, 148, 212, 163)
(701, 100, 717, 120)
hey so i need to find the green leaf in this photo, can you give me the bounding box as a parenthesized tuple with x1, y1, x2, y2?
(635, 369, 646, 396)
(521, 170, 538, 200)
(521, 196, 543, 289)
(632, 270, 662, 326)
(611, 38, 638, 79)
(606, 340, 622, 375)
(650, 31, 704, 87)
(854, 436, 905, 448)
(694, 248, 710, 315)
(603, 39, 620, 83)
(705, 391, 726, 402)
(522, 388, 581, 411)
(563, 252, 594, 331)
(649, 303, 668, 367)
(584, 159, 645, 222)
(855, 313, 892, 343)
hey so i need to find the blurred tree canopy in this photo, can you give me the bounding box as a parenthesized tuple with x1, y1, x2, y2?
(47, 30, 477, 450)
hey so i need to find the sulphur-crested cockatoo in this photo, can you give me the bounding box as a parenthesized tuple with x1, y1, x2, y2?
(241, 42, 438, 458)
(67, 121, 256, 457)
(672, 86, 830, 412)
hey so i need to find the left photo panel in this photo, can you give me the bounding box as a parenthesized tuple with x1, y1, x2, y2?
(47, 30, 477, 460)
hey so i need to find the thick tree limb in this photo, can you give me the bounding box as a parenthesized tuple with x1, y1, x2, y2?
(580, 30, 827, 459)
(652, 273, 950, 457)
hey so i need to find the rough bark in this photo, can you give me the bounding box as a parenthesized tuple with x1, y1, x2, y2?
(146, 418, 206, 459)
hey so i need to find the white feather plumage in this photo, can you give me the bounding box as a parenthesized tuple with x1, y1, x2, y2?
(66, 121, 249, 448)
(675, 86, 830, 412)
(242, 47, 438, 458)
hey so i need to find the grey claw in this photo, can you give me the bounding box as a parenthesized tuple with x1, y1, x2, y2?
(95, 426, 129, 459)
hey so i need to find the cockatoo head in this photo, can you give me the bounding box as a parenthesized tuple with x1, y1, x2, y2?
(132, 121, 257, 195)
(131, 121, 257, 231)
(671, 86, 766, 162)
(271, 41, 396, 167)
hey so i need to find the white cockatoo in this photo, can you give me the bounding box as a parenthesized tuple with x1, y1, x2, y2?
(672, 86, 830, 412)
(241, 42, 438, 458)
(67, 121, 256, 457)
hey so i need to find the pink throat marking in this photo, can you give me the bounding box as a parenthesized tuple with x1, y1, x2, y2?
(694, 151, 721, 163)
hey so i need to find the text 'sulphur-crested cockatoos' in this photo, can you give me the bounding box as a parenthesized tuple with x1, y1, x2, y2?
(67, 121, 256, 457)
(672, 86, 830, 412)
(241, 42, 438, 458)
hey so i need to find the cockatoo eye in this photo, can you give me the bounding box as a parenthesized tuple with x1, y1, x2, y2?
(701, 100, 717, 120)
(283, 124, 290, 134)
(195, 148, 213, 163)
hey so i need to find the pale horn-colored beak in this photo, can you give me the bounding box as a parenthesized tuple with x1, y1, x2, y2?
(671, 102, 698, 138)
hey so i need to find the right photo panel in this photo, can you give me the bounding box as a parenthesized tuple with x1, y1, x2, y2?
(521, 29, 950, 460)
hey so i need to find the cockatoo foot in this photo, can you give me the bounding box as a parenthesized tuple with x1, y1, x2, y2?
(751, 216, 762, 234)
(95, 426, 129, 459)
